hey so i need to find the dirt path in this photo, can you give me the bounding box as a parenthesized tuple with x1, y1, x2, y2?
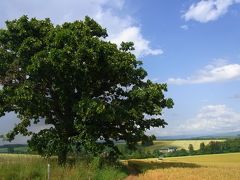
(124, 163, 140, 180)
(124, 174, 139, 180)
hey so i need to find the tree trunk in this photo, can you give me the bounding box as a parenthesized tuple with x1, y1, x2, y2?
(57, 138, 68, 166)
(58, 148, 67, 165)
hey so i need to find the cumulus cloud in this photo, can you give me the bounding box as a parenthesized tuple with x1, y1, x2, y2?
(0, 0, 162, 57)
(168, 60, 240, 85)
(111, 27, 163, 57)
(149, 104, 240, 137)
(181, 104, 240, 134)
(183, 0, 240, 23)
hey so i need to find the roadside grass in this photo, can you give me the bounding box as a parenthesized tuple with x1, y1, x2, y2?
(0, 154, 128, 180)
(0, 154, 47, 179)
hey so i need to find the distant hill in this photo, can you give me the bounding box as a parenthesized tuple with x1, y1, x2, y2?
(157, 131, 240, 140)
(0, 144, 27, 148)
(0, 144, 28, 153)
(195, 131, 240, 139)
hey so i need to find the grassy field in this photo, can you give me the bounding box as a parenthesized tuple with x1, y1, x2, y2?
(126, 152, 240, 180)
(144, 139, 225, 151)
(0, 154, 128, 180)
(0, 140, 238, 180)
(0, 152, 240, 179)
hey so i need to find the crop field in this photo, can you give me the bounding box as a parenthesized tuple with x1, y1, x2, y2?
(126, 152, 240, 180)
(144, 139, 225, 151)
(1, 146, 239, 180)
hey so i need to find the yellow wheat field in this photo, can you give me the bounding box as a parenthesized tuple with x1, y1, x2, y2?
(144, 139, 225, 151)
(126, 153, 240, 180)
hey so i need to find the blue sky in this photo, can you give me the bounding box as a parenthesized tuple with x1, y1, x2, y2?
(1, 0, 240, 141)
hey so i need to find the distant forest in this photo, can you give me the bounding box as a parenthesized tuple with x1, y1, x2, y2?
(119, 138, 240, 159)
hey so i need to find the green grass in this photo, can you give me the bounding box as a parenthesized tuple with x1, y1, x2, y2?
(14, 146, 28, 152)
(0, 154, 128, 180)
(0, 148, 8, 153)
(0, 146, 238, 180)
(0, 140, 229, 179)
(0, 154, 47, 179)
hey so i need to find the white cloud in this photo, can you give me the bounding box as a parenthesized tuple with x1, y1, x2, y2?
(183, 0, 240, 23)
(181, 104, 240, 134)
(0, 0, 161, 57)
(148, 104, 240, 137)
(111, 27, 163, 57)
(180, 24, 189, 30)
(168, 60, 240, 85)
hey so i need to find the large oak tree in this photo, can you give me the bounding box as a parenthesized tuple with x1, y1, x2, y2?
(0, 16, 173, 164)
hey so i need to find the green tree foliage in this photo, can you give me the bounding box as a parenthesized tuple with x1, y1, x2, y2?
(199, 142, 205, 154)
(200, 139, 240, 154)
(206, 141, 222, 154)
(188, 144, 194, 155)
(0, 16, 173, 165)
(165, 149, 188, 157)
(0, 134, 7, 141)
(141, 135, 156, 146)
(169, 139, 240, 157)
(7, 146, 14, 153)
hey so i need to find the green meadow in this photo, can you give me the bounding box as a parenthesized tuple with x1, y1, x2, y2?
(1, 151, 240, 179)
(0, 154, 128, 180)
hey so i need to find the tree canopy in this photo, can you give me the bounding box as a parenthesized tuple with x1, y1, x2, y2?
(0, 16, 173, 164)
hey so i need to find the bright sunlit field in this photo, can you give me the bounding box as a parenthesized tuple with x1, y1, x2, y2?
(1, 148, 239, 180)
(126, 152, 240, 180)
(144, 139, 225, 151)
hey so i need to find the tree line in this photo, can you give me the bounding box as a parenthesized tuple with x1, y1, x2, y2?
(118, 138, 240, 159)
(163, 138, 240, 157)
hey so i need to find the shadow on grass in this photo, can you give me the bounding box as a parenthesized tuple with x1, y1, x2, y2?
(126, 160, 201, 175)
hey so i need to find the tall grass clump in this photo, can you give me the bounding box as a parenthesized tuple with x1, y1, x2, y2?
(0, 154, 47, 179)
(0, 154, 128, 180)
